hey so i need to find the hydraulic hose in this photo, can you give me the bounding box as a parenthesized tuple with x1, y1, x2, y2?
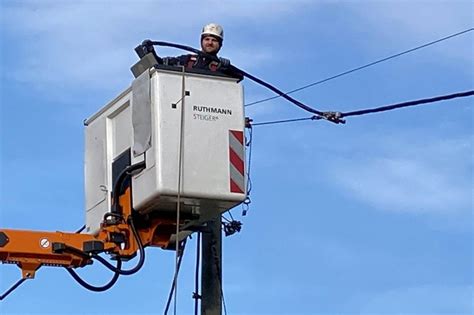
(91, 218, 146, 276)
(111, 161, 146, 215)
(75, 225, 86, 233)
(62, 161, 146, 292)
(66, 259, 122, 292)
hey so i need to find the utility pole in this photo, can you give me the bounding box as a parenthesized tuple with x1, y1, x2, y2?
(201, 216, 222, 315)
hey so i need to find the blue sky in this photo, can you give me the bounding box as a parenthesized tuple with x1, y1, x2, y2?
(0, 1, 472, 314)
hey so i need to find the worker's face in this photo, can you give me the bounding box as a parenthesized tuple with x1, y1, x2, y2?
(201, 36, 221, 55)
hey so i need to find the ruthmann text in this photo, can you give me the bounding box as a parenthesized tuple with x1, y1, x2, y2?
(193, 106, 232, 115)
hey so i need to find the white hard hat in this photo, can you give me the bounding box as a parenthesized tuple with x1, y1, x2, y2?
(201, 23, 224, 41)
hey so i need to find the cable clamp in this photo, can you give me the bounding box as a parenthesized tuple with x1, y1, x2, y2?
(245, 117, 253, 128)
(192, 292, 202, 300)
(242, 197, 251, 216)
(318, 112, 346, 124)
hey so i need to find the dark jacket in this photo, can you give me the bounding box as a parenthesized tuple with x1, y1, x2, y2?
(162, 54, 243, 80)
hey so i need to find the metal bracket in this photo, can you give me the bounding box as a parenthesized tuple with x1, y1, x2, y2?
(222, 220, 242, 237)
(130, 53, 159, 78)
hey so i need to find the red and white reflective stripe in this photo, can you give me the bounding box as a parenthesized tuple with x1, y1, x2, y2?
(229, 130, 245, 194)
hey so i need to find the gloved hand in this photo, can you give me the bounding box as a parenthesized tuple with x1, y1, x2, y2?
(135, 39, 162, 63)
(141, 39, 153, 48)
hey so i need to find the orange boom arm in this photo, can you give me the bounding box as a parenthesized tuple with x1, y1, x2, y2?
(0, 186, 182, 299)
(0, 229, 96, 279)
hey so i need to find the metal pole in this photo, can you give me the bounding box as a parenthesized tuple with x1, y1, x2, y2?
(201, 216, 222, 315)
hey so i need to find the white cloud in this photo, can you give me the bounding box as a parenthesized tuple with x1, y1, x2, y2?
(347, 1, 473, 62)
(1, 1, 313, 92)
(355, 1, 472, 36)
(4, 1, 470, 99)
(328, 135, 472, 215)
(334, 156, 469, 213)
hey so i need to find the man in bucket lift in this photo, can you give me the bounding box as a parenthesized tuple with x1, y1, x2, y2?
(163, 23, 243, 79)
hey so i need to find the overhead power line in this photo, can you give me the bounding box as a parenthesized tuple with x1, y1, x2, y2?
(245, 28, 474, 107)
(340, 90, 473, 118)
(252, 116, 320, 126)
(251, 90, 474, 126)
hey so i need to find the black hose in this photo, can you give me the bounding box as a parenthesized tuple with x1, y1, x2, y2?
(64, 160, 146, 291)
(0, 278, 28, 300)
(112, 161, 146, 215)
(65, 259, 122, 292)
(91, 218, 146, 275)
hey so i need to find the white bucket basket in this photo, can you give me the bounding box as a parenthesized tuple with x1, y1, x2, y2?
(84, 68, 246, 235)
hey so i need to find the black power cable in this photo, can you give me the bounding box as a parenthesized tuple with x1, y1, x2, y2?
(142, 41, 324, 116)
(245, 28, 474, 107)
(0, 278, 28, 301)
(230, 66, 324, 116)
(340, 90, 474, 118)
(141, 40, 474, 124)
(163, 239, 187, 315)
(250, 90, 474, 126)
